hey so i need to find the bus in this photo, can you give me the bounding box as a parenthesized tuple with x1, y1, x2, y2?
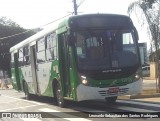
(10, 14, 142, 107)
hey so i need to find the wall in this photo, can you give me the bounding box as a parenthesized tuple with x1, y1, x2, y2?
(150, 62, 156, 79)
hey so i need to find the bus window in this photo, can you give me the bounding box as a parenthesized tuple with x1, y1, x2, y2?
(37, 38, 46, 63)
(23, 46, 30, 66)
(75, 30, 139, 70)
(123, 32, 137, 54)
(18, 48, 24, 67)
(11, 53, 14, 68)
(46, 33, 57, 61)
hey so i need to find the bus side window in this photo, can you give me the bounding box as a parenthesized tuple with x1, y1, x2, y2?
(46, 33, 57, 61)
(23, 46, 30, 66)
(37, 38, 46, 63)
(18, 48, 24, 67)
(11, 53, 15, 68)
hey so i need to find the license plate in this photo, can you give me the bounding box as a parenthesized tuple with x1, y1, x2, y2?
(108, 87, 119, 93)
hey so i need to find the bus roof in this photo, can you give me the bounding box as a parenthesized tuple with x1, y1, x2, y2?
(10, 18, 69, 53)
(10, 25, 55, 53)
(10, 14, 132, 53)
(69, 13, 130, 20)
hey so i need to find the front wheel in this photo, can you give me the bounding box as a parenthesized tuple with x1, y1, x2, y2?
(55, 82, 65, 107)
(105, 96, 117, 103)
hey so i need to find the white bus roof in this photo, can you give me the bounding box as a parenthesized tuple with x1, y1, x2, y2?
(10, 24, 59, 53)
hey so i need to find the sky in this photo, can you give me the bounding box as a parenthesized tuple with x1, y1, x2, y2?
(0, 0, 136, 29)
(0, 0, 150, 48)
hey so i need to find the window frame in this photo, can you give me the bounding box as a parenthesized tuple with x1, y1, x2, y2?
(18, 48, 24, 67)
(45, 33, 57, 61)
(36, 37, 46, 63)
(23, 45, 30, 66)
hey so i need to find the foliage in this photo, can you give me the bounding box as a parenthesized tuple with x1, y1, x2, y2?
(0, 16, 36, 76)
(128, 0, 160, 92)
(128, 0, 160, 61)
(141, 0, 157, 9)
(149, 50, 160, 62)
(0, 17, 20, 27)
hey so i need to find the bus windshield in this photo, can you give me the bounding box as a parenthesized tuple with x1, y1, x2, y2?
(75, 29, 139, 71)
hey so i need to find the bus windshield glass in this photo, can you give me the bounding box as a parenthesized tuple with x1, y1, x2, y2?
(75, 29, 139, 71)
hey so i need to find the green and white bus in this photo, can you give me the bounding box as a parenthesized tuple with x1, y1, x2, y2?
(10, 14, 142, 107)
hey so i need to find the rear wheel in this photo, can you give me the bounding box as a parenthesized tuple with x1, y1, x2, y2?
(105, 96, 117, 103)
(55, 82, 65, 107)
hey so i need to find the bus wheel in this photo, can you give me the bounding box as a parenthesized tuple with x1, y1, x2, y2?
(55, 83, 64, 107)
(24, 82, 31, 100)
(105, 96, 117, 103)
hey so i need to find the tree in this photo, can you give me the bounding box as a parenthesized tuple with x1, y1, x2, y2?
(149, 49, 160, 62)
(0, 17, 35, 77)
(0, 17, 20, 27)
(128, 0, 160, 92)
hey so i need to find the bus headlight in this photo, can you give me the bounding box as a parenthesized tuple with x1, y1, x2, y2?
(82, 79, 88, 85)
(134, 68, 142, 81)
(80, 75, 88, 85)
(135, 74, 140, 79)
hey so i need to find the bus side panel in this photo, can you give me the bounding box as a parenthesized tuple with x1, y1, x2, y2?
(69, 47, 80, 101)
(36, 62, 52, 95)
(21, 66, 35, 94)
(18, 68, 25, 91)
(11, 53, 21, 91)
(11, 68, 20, 90)
(42, 60, 59, 97)
(11, 67, 24, 92)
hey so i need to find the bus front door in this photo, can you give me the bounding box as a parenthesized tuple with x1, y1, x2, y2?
(59, 33, 71, 97)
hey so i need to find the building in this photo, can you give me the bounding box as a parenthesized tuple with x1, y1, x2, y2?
(138, 43, 148, 65)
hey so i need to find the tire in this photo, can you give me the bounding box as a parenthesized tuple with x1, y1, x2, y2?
(24, 82, 31, 100)
(55, 82, 65, 107)
(105, 96, 117, 103)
